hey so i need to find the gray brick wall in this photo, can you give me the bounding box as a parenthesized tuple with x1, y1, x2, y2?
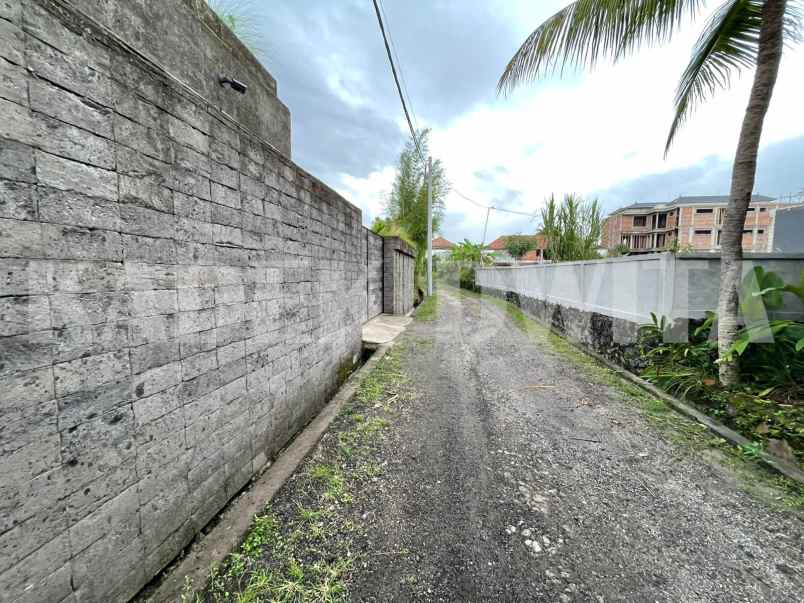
(0, 2, 365, 601)
(366, 229, 383, 319)
(382, 237, 416, 315)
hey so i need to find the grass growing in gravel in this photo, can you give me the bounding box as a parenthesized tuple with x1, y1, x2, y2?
(455, 285, 804, 511)
(185, 349, 411, 602)
(415, 292, 439, 321)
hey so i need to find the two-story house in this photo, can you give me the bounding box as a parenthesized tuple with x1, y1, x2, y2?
(603, 195, 778, 254)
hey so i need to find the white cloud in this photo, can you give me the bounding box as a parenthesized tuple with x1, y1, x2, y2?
(339, 1, 804, 243)
(335, 165, 396, 225)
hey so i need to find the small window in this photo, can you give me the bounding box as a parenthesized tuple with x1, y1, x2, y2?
(696, 208, 713, 214)
(633, 216, 647, 227)
(757, 229, 764, 234)
(759, 207, 767, 212)
(695, 229, 711, 235)
(747, 207, 755, 212)
(742, 229, 752, 234)
(716, 231, 721, 245)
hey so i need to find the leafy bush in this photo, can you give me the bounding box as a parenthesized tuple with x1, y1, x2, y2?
(503, 235, 536, 261)
(637, 269, 804, 464)
(459, 265, 478, 292)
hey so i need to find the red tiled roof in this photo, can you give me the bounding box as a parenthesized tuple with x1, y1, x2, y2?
(431, 236, 455, 250)
(485, 234, 546, 251)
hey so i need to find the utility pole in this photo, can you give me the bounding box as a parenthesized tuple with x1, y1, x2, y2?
(481, 206, 491, 247)
(426, 156, 433, 297)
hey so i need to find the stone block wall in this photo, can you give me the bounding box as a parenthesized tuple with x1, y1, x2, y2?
(0, 1, 366, 601)
(382, 237, 416, 315)
(366, 229, 383, 320)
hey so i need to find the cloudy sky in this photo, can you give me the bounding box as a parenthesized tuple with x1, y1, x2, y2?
(244, 0, 804, 243)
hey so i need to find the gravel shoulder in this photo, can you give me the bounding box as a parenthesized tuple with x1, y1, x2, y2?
(194, 286, 803, 602)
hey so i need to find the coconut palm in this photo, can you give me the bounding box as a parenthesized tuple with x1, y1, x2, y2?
(499, 0, 801, 386)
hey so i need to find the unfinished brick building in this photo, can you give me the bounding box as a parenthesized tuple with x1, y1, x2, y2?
(602, 195, 779, 254)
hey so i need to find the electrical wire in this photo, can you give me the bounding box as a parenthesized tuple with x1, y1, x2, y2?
(371, 0, 425, 163)
(370, 0, 539, 224)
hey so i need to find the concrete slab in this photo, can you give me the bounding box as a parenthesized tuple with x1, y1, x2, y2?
(362, 313, 413, 348)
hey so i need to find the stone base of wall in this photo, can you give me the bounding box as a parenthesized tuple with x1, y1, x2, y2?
(480, 286, 645, 372)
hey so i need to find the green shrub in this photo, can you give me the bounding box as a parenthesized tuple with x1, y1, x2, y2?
(459, 265, 477, 291)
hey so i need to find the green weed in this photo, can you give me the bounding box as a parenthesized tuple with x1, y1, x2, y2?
(416, 293, 439, 321)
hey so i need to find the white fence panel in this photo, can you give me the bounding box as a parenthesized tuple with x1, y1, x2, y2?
(476, 253, 804, 324)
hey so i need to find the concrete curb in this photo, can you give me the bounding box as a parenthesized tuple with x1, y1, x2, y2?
(141, 343, 393, 602)
(472, 286, 804, 486)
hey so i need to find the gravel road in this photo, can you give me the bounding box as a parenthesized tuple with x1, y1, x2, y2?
(345, 287, 803, 602)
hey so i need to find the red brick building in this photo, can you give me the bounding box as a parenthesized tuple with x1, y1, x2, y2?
(602, 195, 778, 254)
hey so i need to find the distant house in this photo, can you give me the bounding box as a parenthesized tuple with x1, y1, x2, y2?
(485, 234, 547, 264)
(431, 236, 455, 257)
(602, 194, 780, 254)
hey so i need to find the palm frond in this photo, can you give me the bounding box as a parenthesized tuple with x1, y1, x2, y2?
(498, 0, 703, 95)
(665, 0, 762, 153)
(666, 0, 802, 153)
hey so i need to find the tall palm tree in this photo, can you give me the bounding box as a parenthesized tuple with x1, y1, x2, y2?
(499, 0, 801, 386)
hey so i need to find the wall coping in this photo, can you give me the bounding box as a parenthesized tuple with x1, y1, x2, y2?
(477, 251, 804, 270)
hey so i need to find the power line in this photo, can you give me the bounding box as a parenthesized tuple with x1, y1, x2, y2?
(377, 0, 419, 132)
(371, 0, 424, 162)
(370, 0, 538, 226)
(453, 188, 540, 218)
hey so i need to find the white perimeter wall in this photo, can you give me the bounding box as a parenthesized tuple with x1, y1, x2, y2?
(476, 253, 804, 323)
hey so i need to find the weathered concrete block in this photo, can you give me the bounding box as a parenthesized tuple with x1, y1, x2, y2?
(0, 216, 42, 257)
(36, 151, 117, 200)
(0, 140, 36, 183)
(133, 361, 181, 399)
(122, 233, 177, 264)
(28, 78, 113, 138)
(178, 286, 215, 312)
(0, 537, 73, 603)
(181, 349, 218, 381)
(53, 349, 130, 397)
(50, 291, 130, 328)
(0, 294, 49, 336)
(179, 328, 216, 359)
(32, 112, 115, 170)
(43, 223, 122, 261)
(211, 181, 240, 209)
(38, 186, 121, 231)
(52, 321, 128, 364)
(0, 17, 23, 68)
(131, 340, 179, 375)
(125, 262, 178, 291)
(131, 289, 178, 317)
(57, 377, 133, 430)
(0, 329, 54, 376)
(113, 113, 174, 164)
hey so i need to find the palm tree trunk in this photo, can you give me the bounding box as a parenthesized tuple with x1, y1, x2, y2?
(717, 0, 787, 386)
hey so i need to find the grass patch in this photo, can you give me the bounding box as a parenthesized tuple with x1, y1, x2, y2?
(415, 293, 439, 321)
(188, 345, 412, 602)
(460, 286, 804, 511)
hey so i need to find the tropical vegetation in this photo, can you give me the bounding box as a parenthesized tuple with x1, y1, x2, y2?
(540, 193, 603, 262)
(504, 235, 537, 262)
(380, 129, 449, 299)
(499, 0, 802, 386)
(639, 268, 804, 465)
(439, 239, 491, 291)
